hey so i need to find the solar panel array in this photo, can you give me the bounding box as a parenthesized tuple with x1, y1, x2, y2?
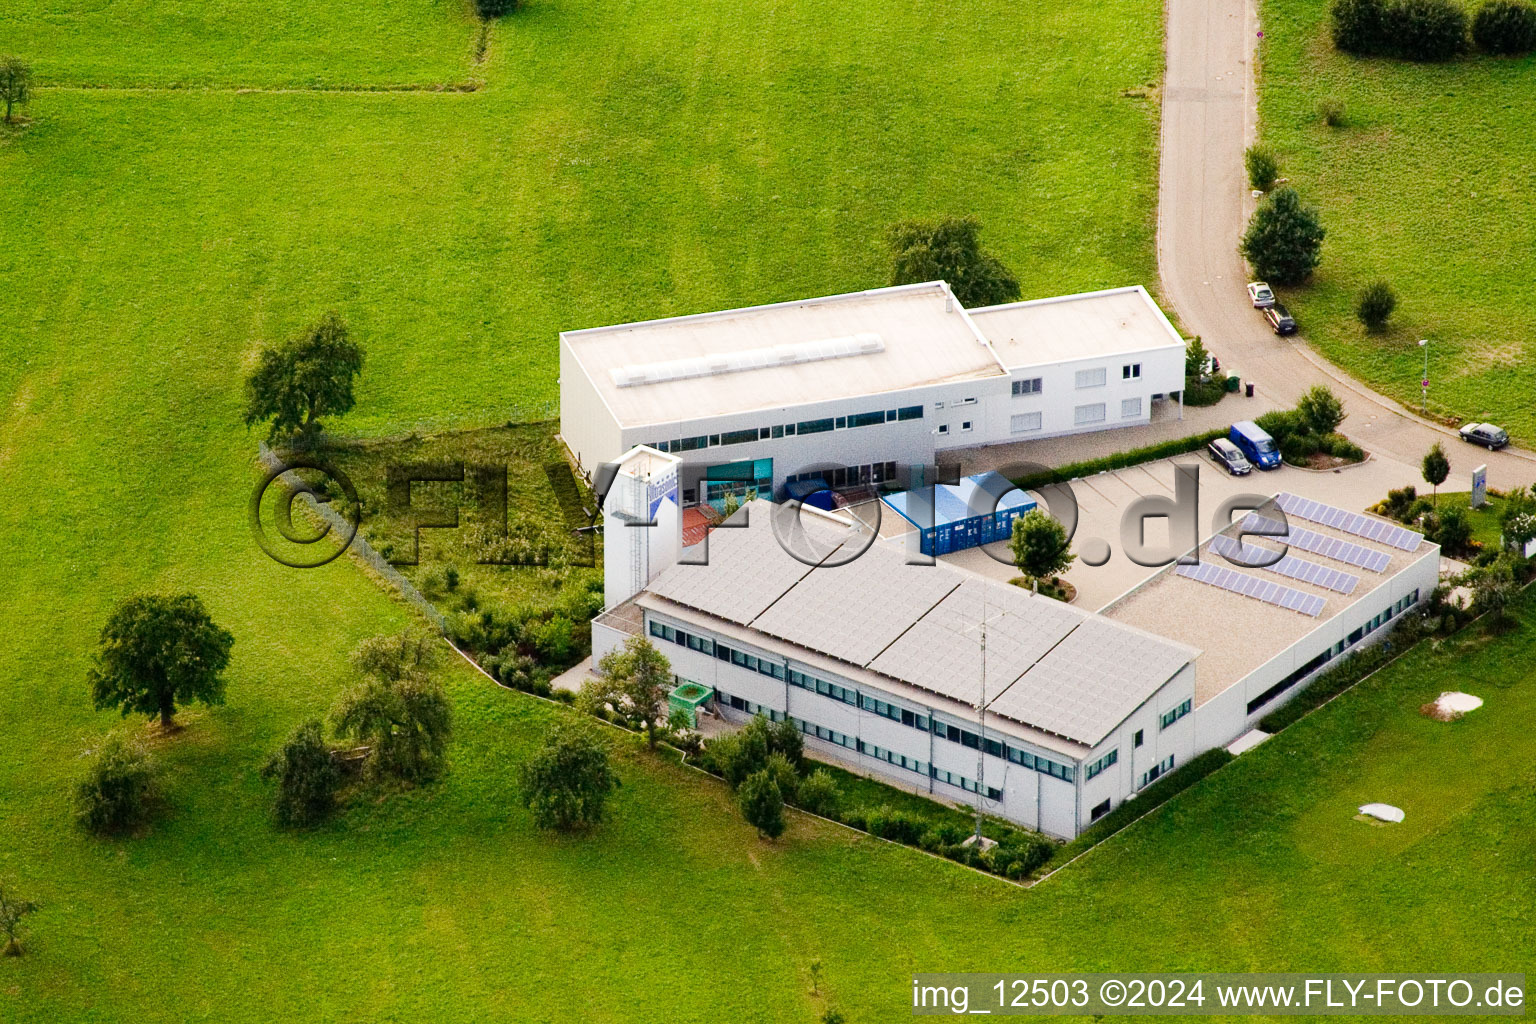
(1175, 560, 1327, 617)
(1275, 493, 1423, 551)
(1241, 513, 1391, 573)
(1209, 534, 1360, 595)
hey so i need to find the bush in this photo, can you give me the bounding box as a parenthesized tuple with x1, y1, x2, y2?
(1429, 505, 1474, 556)
(518, 723, 620, 831)
(1390, 0, 1469, 59)
(473, 0, 518, 16)
(1318, 96, 1347, 126)
(1254, 408, 1302, 444)
(1281, 433, 1321, 465)
(1473, 0, 1536, 52)
(1323, 433, 1366, 461)
(738, 770, 786, 839)
(1356, 280, 1397, 331)
(795, 768, 841, 818)
(1244, 145, 1280, 191)
(75, 735, 159, 835)
(1012, 429, 1228, 491)
(862, 805, 928, 845)
(764, 751, 800, 806)
(1297, 384, 1346, 435)
(1376, 485, 1419, 521)
(1241, 187, 1325, 285)
(1333, 0, 1389, 52)
(261, 719, 341, 828)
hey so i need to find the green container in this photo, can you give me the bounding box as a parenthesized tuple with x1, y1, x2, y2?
(668, 681, 714, 728)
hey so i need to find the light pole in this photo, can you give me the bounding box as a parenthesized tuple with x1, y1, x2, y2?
(1418, 339, 1429, 416)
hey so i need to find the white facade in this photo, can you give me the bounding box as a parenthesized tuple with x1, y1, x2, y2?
(560, 283, 1185, 500)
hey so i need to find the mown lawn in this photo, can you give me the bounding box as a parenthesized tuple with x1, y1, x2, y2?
(5, 0, 1532, 1020)
(1256, 0, 1536, 438)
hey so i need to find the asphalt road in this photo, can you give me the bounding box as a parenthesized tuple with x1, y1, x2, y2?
(1156, 0, 1536, 489)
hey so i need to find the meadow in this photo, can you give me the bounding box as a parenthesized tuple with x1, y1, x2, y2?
(1256, 0, 1536, 438)
(3, 0, 1533, 1019)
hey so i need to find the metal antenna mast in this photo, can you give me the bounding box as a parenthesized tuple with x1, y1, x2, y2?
(960, 586, 1006, 845)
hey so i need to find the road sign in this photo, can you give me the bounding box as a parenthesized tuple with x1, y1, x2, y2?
(1472, 465, 1488, 509)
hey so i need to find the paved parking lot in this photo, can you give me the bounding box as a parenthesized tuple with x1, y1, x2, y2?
(913, 446, 1475, 611)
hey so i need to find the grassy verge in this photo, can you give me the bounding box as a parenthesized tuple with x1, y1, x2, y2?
(1013, 428, 1228, 490)
(1257, 0, 1536, 439)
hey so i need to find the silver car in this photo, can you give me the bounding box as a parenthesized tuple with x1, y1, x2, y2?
(1208, 437, 1253, 475)
(1459, 422, 1509, 450)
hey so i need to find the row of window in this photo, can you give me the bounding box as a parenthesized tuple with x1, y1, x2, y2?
(658, 619, 1078, 781)
(1160, 698, 1192, 729)
(784, 462, 899, 489)
(1084, 748, 1119, 781)
(1014, 399, 1143, 435)
(713, 689, 1002, 798)
(1246, 588, 1422, 716)
(644, 406, 924, 454)
(1141, 754, 1175, 788)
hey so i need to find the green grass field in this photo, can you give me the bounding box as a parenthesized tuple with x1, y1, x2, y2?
(1256, 0, 1536, 438)
(3, 0, 1534, 1019)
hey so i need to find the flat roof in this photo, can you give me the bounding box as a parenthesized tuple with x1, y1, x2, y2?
(641, 501, 1197, 749)
(884, 471, 1036, 530)
(562, 282, 1005, 429)
(1102, 498, 1435, 706)
(967, 286, 1183, 368)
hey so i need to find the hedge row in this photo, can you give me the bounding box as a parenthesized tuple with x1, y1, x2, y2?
(1012, 429, 1228, 492)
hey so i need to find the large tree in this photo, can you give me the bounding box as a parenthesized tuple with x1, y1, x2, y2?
(1240, 187, 1325, 285)
(886, 216, 1021, 308)
(88, 593, 234, 729)
(243, 312, 365, 444)
(1296, 384, 1346, 435)
(517, 722, 621, 831)
(1010, 508, 1076, 593)
(0, 56, 32, 122)
(332, 631, 452, 783)
(583, 635, 673, 749)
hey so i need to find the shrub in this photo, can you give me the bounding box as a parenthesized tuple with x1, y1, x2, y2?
(1297, 384, 1346, 435)
(1473, 0, 1536, 52)
(75, 735, 159, 835)
(474, 0, 518, 16)
(261, 719, 341, 828)
(1322, 433, 1366, 461)
(795, 768, 840, 818)
(764, 751, 800, 805)
(1430, 506, 1474, 556)
(1281, 433, 1321, 465)
(1333, 0, 1389, 52)
(518, 723, 620, 831)
(529, 614, 574, 665)
(1318, 96, 1347, 126)
(1244, 145, 1280, 192)
(863, 805, 928, 845)
(989, 836, 1054, 879)
(1376, 485, 1419, 521)
(738, 770, 786, 839)
(1241, 187, 1325, 285)
(1390, 0, 1469, 59)
(1254, 408, 1302, 444)
(1356, 280, 1397, 331)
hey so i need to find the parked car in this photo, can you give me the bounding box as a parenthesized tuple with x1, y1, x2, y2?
(1246, 281, 1276, 308)
(1263, 303, 1297, 335)
(1459, 422, 1509, 450)
(1207, 437, 1253, 476)
(1229, 420, 1282, 470)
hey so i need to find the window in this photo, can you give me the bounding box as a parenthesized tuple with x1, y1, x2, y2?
(1085, 749, 1119, 780)
(1159, 699, 1192, 729)
(936, 424, 949, 435)
(1246, 648, 1333, 714)
(1141, 754, 1175, 788)
(719, 428, 759, 446)
(1073, 403, 1106, 426)
(797, 418, 834, 435)
(1122, 363, 1142, 380)
(1010, 412, 1043, 434)
(1075, 367, 1107, 389)
(1090, 798, 1112, 822)
(770, 424, 784, 439)
(1133, 729, 1144, 748)
(834, 417, 846, 429)
(898, 405, 924, 421)
(1121, 397, 1143, 419)
(954, 397, 978, 407)
(960, 421, 973, 432)
(848, 410, 885, 428)
(1012, 377, 1043, 397)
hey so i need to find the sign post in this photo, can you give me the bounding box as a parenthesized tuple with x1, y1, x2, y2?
(1471, 464, 1488, 509)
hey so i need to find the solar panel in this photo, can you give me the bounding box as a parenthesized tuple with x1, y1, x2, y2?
(1241, 513, 1392, 573)
(1209, 534, 1359, 594)
(1175, 560, 1327, 616)
(1274, 493, 1422, 551)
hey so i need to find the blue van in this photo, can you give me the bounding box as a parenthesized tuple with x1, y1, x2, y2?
(1229, 420, 1281, 470)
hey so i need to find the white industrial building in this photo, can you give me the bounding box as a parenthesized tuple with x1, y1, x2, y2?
(560, 281, 1185, 503)
(591, 448, 1440, 839)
